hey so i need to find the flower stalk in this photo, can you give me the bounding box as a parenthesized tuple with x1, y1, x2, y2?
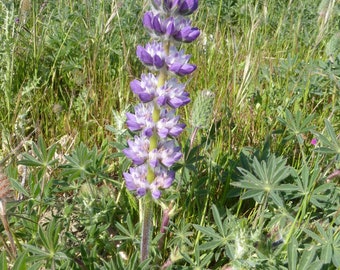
(122, 0, 200, 262)
(140, 192, 154, 261)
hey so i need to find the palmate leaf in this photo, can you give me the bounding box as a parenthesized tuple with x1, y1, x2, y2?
(309, 182, 336, 208)
(313, 119, 340, 157)
(193, 224, 222, 240)
(304, 222, 340, 267)
(232, 154, 291, 204)
(18, 136, 58, 168)
(278, 109, 316, 144)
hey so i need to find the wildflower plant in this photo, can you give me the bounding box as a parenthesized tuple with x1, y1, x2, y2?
(122, 0, 200, 262)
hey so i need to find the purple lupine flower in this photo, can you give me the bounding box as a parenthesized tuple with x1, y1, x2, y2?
(158, 140, 182, 167)
(130, 73, 158, 102)
(123, 164, 149, 197)
(173, 17, 200, 42)
(123, 136, 150, 165)
(148, 140, 182, 168)
(143, 12, 176, 39)
(149, 167, 176, 198)
(166, 47, 196, 76)
(136, 42, 165, 70)
(143, 12, 200, 42)
(153, 167, 175, 189)
(123, 0, 199, 200)
(151, 0, 198, 16)
(157, 109, 186, 138)
(126, 103, 155, 136)
(177, 0, 199, 15)
(123, 165, 175, 199)
(157, 78, 190, 108)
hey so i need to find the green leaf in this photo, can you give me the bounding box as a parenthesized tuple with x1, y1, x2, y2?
(19, 153, 44, 167)
(212, 205, 225, 236)
(288, 236, 298, 270)
(28, 262, 45, 270)
(320, 243, 332, 264)
(0, 252, 7, 270)
(298, 246, 316, 270)
(332, 248, 340, 267)
(199, 240, 223, 250)
(304, 228, 324, 244)
(193, 224, 221, 239)
(8, 177, 30, 197)
(12, 252, 27, 270)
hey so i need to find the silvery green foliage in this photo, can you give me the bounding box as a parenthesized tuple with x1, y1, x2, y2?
(190, 90, 215, 130)
(325, 32, 340, 59)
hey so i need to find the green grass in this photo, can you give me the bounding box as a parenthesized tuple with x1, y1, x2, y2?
(0, 0, 339, 269)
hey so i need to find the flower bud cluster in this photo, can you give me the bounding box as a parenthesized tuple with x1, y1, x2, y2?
(123, 0, 199, 199)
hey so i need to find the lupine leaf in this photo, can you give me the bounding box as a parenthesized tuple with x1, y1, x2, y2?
(288, 236, 298, 270)
(212, 205, 225, 236)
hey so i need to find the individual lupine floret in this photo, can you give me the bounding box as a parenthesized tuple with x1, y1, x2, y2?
(157, 78, 190, 108)
(131, 75, 191, 108)
(130, 73, 158, 102)
(136, 42, 196, 76)
(123, 164, 149, 197)
(149, 140, 182, 168)
(123, 164, 175, 199)
(143, 12, 199, 42)
(126, 104, 185, 138)
(166, 46, 196, 76)
(143, 12, 176, 39)
(123, 136, 150, 165)
(172, 17, 200, 42)
(126, 103, 154, 136)
(151, 0, 198, 16)
(136, 42, 165, 70)
(156, 109, 186, 138)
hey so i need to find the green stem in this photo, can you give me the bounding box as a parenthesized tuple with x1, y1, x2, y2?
(140, 192, 154, 262)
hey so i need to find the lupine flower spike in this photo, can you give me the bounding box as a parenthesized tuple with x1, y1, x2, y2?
(122, 0, 200, 262)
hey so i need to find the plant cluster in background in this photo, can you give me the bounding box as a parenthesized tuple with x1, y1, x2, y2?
(0, 0, 339, 269)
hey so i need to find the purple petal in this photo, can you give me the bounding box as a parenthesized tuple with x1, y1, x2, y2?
(151, 189, 161, 199)
(169, 123, 186, 137)
(174, 27, 200, 43)
(169, 63, 196, 76)
(153, 14, 163, 33)
(154, 54, 165, 68)
(139, 92, 154, 103)
(137, 187, 147, 197)
(126, 113, 141, 131)
(165, 19, 176, 36)
(143, 12, 153, 30)
(130, 80, 143, 95)
(178, 0, 199, 15)
(157, 95, 167, 106)
(136, 46, 153, 65)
